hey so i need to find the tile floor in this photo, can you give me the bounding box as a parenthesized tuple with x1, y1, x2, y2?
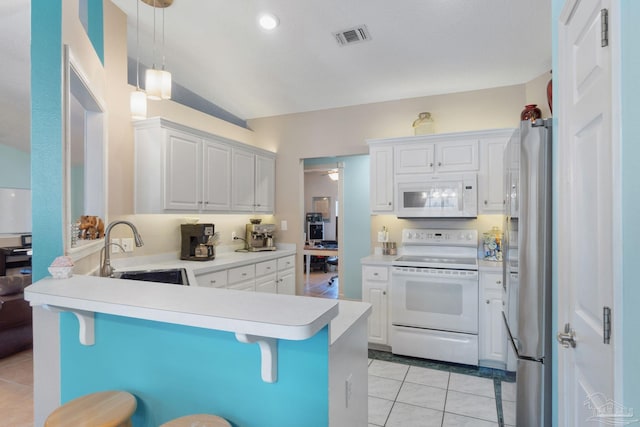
(0, 349, 33, 427)
(367, 350, 516, 427)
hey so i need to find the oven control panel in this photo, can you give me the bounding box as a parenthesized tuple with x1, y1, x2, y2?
(401, 228, 477, 246)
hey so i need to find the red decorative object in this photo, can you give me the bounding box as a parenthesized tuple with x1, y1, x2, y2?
(547, 75, 553, 114)
(521, 104, 542, 122)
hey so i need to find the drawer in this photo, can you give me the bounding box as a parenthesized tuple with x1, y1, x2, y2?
(277, 255, 295, 271)
(228, 279, 255, 292)
(256, 260, 277, 277)
(255, 275, 277, 293)
(228, 264, 255, 284)
(363, 265, 389, 281)
(196, 270, 227, 288)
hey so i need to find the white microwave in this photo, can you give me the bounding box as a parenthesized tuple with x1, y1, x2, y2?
(395, 173, 478, 218)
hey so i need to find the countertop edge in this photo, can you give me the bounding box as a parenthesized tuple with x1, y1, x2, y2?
(24, 276, 338, 341)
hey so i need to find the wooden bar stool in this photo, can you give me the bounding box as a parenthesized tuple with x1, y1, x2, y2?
(45, 391, 136, 427)
(160, 414, 231, 427)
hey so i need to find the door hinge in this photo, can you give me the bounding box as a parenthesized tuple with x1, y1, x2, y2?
(601, 8, 609, 47)
(603, 306, 611, 344)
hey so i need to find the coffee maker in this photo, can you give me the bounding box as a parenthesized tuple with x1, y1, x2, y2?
(180, 224, 215, 261)
(245, 223, 277, 252)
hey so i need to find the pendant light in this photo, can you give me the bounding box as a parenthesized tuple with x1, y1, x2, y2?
(130, 0, 147, 120)
(144, 0, 172, 100)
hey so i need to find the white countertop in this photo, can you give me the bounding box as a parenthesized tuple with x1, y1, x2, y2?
(111, 244, 297, 286)
(25, 274, 337, 341)
(330, 300, 372, 346)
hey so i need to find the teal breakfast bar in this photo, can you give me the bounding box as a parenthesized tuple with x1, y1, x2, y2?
(25, 276, 371, 426)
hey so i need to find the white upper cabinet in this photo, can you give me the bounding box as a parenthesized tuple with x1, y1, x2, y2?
(369, 145, 394, 212)
(202, 139, 232, 211)
(394, 138, 478, 175)
(478, 129, 514, 214)
(231, 148, 256, 212)
(232, 148, 275, 213)
(394, 142, 436, 174)
(255, 154, 275, 213)
(134, 118, 275, 214)
(368, 129, 513, 216)
(164, 129, 202, 211)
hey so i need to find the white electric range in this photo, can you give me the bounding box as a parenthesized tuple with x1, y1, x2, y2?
(390, 228, 480, 366)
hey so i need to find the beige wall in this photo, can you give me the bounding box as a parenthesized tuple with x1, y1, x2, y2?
(525, 70, 553, 119)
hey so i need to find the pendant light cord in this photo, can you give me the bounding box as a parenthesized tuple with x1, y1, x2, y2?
(162, 7, 167, 71)
(152, 0, 157, 69)
(135, 0, 140, 90)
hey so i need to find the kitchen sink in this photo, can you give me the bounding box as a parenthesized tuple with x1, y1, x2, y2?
(112, 268, 190, 286)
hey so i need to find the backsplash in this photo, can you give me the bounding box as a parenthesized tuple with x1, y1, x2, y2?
(107, 213, 277, 259)
(370, 214, 503, 255)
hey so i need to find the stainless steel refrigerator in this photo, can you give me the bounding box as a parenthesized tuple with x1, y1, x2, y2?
(502, 118, 552, 427)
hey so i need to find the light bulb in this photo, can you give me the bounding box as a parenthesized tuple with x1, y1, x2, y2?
(130, 90, 147, 120)
(258, 13, 279, 30)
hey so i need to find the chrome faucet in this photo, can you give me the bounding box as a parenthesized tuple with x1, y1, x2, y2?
(100, 220, 144, 277)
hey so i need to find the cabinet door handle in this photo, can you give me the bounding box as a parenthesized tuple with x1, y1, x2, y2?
(388, 202, 392, 206)
(383, 291, 386, 295)
(496, 280, 502, 285)
(484, 200, 488, 205)
(373, 272, 379, 276)
(429, 162, 434, 167)
(486, 299, 490, 304)
(438, 162, 442, 167)
(210, 280, 216, 284)
(242, 273, 247, 276)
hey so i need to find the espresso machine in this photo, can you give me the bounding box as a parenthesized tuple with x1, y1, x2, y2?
(245, 223, 277, 252)
(180, 223, 215, 261)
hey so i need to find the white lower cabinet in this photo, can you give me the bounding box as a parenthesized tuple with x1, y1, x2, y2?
(194, 254, 295, 295)
(361, 264, 389, 345)
(195, 270, 227, 288)
(479, 268, 507, 367)
(276, 256, 296, 295)
(255, 260, 277, 293)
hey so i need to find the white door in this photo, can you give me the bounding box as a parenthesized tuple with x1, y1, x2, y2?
(558, 0, 617, 425)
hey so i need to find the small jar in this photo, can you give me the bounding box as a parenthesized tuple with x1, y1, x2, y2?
(412, 112, 435, 135)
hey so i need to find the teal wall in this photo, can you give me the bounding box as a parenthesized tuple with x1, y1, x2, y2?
(87, 0, 104, 64)
(341, 155, 371, 300)
(0, 144, 30, 189)
(620, 0, 640, 415)
(30, 0, 103, 279)
(31, 0, 63, 280)
(60, 313, 330, 426)
(305, 155, 371, 299)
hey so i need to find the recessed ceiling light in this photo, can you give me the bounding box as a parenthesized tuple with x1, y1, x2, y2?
(258, 13, 279, 31)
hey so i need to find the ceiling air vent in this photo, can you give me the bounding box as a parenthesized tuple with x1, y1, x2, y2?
(333, 25, 371, 46)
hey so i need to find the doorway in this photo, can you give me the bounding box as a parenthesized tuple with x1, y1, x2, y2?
(303, 163, 341, 298)
(302, 155, 371, 301)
